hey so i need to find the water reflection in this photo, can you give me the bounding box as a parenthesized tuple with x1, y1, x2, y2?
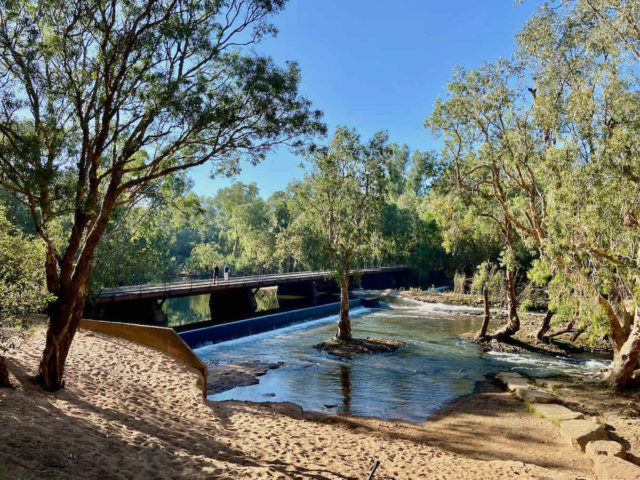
(197, 298, 609, 422)
(339, 364, 352, 414)
(161, 288, 339, 328)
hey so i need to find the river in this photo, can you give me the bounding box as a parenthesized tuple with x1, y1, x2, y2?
(194, 297, 607, 422)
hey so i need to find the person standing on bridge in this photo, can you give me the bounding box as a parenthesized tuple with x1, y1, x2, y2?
(213, 264, 220, 285)
(224, 264, 230, 283)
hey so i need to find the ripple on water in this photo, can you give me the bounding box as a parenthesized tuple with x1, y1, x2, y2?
(195, 300, 609, 422)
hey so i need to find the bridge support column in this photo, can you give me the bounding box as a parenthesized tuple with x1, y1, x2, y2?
(209, 288, 257, 323)
(277, 281, 318, 309)
(100, 298, 165, 325)
(277, 281, 318, 301)
(360, 271, 397, 290)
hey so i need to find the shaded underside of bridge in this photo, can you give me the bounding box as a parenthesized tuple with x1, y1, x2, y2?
(93, 266, 412, 326)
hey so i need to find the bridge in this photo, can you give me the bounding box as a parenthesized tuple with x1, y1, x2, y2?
(94, 266, 410, 325)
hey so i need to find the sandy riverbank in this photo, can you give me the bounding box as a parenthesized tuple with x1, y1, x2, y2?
(0, 326, 596, 479)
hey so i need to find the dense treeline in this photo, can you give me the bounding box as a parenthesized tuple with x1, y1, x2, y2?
(87, 137, 457, 289)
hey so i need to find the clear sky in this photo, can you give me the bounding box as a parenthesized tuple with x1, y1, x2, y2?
(189, 0, 539, 198)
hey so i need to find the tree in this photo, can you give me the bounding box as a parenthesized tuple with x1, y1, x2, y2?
(516, 1, 640, 388)
(0, 0, 323, 390)
(427, 62, 536, 340)
(304, 127, 390, 341)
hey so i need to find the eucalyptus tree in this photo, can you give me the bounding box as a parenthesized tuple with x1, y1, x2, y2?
(427, 61, 544, 339)
(304, 127, 391, 341)
(516, 1, 640, 388)
(0, 0, 323, 390)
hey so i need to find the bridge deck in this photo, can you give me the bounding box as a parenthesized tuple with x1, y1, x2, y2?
(95, 266, 407, 303)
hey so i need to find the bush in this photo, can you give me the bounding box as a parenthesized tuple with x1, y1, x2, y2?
(470, 261, 504, 303)
(0, 204, 51, 332)
(453, 271, 466, 294)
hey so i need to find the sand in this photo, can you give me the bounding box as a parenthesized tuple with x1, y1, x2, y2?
(0, 327, 595, 479)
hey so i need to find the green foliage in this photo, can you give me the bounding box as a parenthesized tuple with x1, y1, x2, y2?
(470, 261, 504, 303)
(0, 204, 50, 326)
(0, 0, 324, 311)
(303, 127, 392, 277)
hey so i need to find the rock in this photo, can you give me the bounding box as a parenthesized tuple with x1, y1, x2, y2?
(496, 371, 524, 382)
(206, 361, 283, 395)
(265, 402, 303, 419)
(593, 456, 640, 480)
(515, 387, 556, 404)
(263, 393, 276, 397)
(495, 372, 530, 392)
(559, 419, 608, 451)
(585, 440, 626, 460)
(324, 403, 338, 408)
(531, 403, 584, 421)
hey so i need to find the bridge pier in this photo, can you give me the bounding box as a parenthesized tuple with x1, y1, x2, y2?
(209, 288, 257, 323)
(100, 298, 165, 325)
(277, 281, 318, 310)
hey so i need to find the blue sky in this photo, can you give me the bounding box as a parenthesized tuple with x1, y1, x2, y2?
(190, 0, 539, 198)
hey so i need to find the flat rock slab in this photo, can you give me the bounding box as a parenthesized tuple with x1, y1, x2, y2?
(532, 403, 584, 421)
(586, 440, 626, 460)
(207, 361, 284, 395)
(495, 371, 524, 385)
(515, 387, 556, 404)
(495, 372, 530, 392)
(560, 419, 608, 451)
(593, 456, 640, 480)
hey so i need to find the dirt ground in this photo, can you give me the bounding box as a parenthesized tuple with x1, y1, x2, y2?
(0, 326, 597, 480)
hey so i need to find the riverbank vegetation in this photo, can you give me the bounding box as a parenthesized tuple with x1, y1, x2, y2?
(1, 0, 639, 393)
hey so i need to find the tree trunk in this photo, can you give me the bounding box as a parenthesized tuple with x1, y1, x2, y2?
(335, 274, 352, 341)
(476, 285, 490, 340)
(606, 307, 640, 390)
(536, 310, 554, 342)
(36, 285, 88, 391)
(491, 268, 520, 339)
(0, 355, 10, 388)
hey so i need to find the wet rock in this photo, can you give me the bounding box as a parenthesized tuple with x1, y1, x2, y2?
(593, 456, 640, 480)
(559, 419, 608, 451)
(515, 387, 556, 404)
(206, 361, 284, 395)
(313, 337, 406, 359)
(585, 440, 626, 460)
(265, 402, 303, 419)
(531, 403, 584, 421)
(324, 403, 338, 408)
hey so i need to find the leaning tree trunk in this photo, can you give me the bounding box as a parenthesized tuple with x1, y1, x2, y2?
(607, 307, 640, 389)
(536, 310, 554, 342)
(491, 268, 520, 340)
(476, 285, 491, 340)
(335, 273, 352, 341)
(0, 355, 10, 388)
(36, 240, 96, 392)
(36, 286, 88, 391)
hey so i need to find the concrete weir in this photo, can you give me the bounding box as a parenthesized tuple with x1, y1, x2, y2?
(180, 299, 364, 349)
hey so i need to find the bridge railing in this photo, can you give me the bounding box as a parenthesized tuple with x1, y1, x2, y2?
(95, 265, 407, 300)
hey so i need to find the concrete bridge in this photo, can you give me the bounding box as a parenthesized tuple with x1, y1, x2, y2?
(94, 266, 410, 325)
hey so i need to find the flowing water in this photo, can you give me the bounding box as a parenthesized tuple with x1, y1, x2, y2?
(194, 297, 608, 422)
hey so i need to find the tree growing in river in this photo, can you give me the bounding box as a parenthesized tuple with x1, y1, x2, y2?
(0, 0, 323, 391)
(304, 127, 390, 341)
